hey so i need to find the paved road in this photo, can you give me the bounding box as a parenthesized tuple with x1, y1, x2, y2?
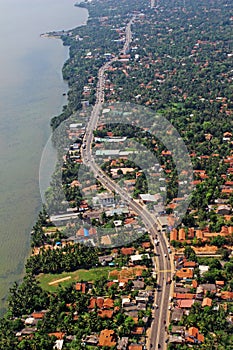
(81, 16, 172, 350)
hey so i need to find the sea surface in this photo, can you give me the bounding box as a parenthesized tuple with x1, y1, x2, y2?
(0, 0, 88, 313)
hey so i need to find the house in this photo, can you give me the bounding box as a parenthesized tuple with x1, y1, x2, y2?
(176, 268, 194, 279)
(183, 261, 196, 268)
(98, 255, 113, 264)
(82, 335, 99, 346)
(131, 326, 144, 336)
(128, 345, 143, 350)
(98, 310, 114, 318)
(88, 297, 104, 309)
(170, 229, 178, 241)
(103, 298, 114, 309)
(31, 311, 46, 320)
(121, 247, 136, 255)
(178, 228, 186, 241)
(171, 308, 184, 323)
(173, 293, 196, 300)
(75, 282, 86, 293)
(122, 297, 131, 307)
(132, 280, 145, 290)
(98, 329, 117, 347)
(171, 326, 185, 335)
(177, 299, 194, 309)
(202, 297, 212, 307)
(186, 327, 204, 344)
(199, 265, 209, 276)
(157, 216, 169, 232)
(117, 337, 129, 350)
(130, 253, 150, 263)
(94, 192, 115, 207)
(199, 284, 217, 294)
(221, 291, 233, 300)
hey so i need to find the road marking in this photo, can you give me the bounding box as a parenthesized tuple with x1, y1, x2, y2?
(158, 269, 172, 273)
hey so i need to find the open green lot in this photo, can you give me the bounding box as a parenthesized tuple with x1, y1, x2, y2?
(37, 266, 118, 292)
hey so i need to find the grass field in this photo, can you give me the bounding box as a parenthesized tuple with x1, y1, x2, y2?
(38, 267, 118, 292)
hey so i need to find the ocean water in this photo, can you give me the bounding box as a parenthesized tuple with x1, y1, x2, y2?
(0, 0, 88, 313)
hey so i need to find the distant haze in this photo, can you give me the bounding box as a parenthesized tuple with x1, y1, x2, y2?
(0, 0, 88, 313)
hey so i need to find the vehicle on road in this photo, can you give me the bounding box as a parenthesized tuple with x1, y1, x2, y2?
(164, 253, 167, 257)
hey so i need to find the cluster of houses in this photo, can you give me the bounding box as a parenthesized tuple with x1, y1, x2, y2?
(16, 242, 156, 349)
(168, 255, 233, 345)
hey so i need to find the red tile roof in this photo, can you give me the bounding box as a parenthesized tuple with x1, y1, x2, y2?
(75, 282, 86, 293)
(173, 293, 195, 299)
(98, 310, 114, 318)
(177, 299, 194, 308)
(31, 312, 45, 319)
(103, 298, 114, 309)
(121, 247, 136, 255)
(128, 345, 143, 350)
(131, 326, 144, 335)
(202, 297, 212, 307)
(98, 329, 116, 347)
(176, 268, 194, 279)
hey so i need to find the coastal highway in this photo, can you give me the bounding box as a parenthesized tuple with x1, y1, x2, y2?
(81, 15, 172, 350)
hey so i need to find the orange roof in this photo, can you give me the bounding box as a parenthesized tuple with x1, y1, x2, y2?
(128, 345, 143, 350)
(221, 291, 233, 300)
(88, 297, 104, 309)
(188, 228, 195, 238)
(174, 293, 195, 299)
(107, 281, 116, 288)
(196, 230, 204, 239)
(183, 261, 196, 268)
(192, 280, 198, 288)
(170, 229, 178, 241)
(131, 326, 144, 335)
(142, 242, 151, 248)
(188, 327, 199, 337)
(98, 329, 116, 347)
(31, 312, 45, 319)
(103, 298, 114, 309)
(98, 310, 114, 318)
(216, 280, 225, 286)
(121, 247, 135, 255)
(177, 299, 194, 308)
(198, 333, 205, 342)
(178, 228, 186, 241)
(202, 297, 212, 307)
(75, 282, 86, 293)
(48, 332, 65, 339)
(176, 268, 194, 279)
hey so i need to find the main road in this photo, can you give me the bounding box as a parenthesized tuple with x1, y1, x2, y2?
(82, 15, 172, 349)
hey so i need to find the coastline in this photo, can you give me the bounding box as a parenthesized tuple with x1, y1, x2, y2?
(0, 1, 89, 316)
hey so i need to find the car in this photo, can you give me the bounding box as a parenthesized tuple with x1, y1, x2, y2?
(164, 253, 167, 257)
(155, 303, 158, 308)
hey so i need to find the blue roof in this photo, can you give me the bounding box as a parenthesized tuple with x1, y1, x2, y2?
(84, 228, 89, 237)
